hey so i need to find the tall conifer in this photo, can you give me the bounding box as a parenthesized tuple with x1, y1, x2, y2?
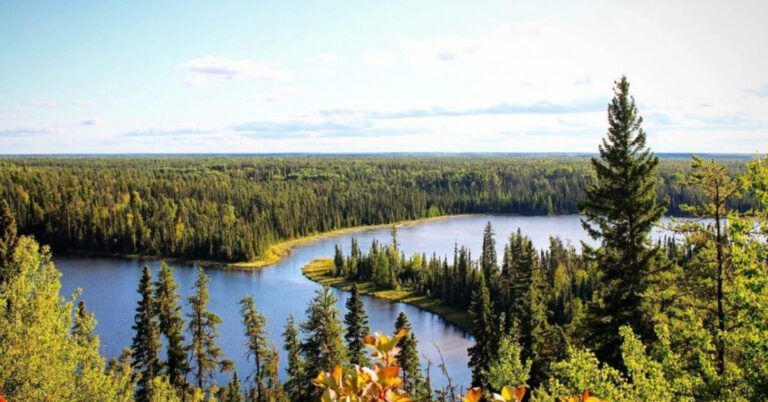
(282, 315, 306, 401)
(132, 266, 162, 402)
(300, 286, 346, 398)
(187, 267, 223, 390)
(394, 312, 424, 397)
(239, 295, 269, 401)
(344, 284, 370, 366)
(155, 262, 188, 390)
(579, 76, 666, 365)
(467, 275, 495, 389)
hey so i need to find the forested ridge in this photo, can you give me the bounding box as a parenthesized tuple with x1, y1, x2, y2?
(0, 156, 753, 262)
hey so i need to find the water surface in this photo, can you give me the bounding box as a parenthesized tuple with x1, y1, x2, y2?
(56, 214, 681, 389)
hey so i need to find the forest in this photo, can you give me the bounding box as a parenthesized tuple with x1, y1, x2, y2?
(0, 77, 767, 402)
(0, 154, 753, 262)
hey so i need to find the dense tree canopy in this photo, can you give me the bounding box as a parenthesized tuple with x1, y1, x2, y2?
(0, 156, 752, 262)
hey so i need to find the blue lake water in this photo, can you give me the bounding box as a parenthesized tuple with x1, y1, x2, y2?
(55, 214, 683, 390)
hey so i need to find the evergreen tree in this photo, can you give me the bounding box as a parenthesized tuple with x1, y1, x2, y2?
(155, 262, 188, 391)
(394, 312, 424, 397)
(488, 335, 531, 392)
(0, 200, 18, 280)
(282, 315, 306, 402)
(334, 244, 345, 276)
(344, 284, 370, 366)
(187, 267, 224, 390)
(132, 266, 162, 402)
(480, 221, 498, 283)
(579, 76, 666, 365)
(263, 346, 286, 402)
(221, 371, 243, 402)
(239, 295, 269, 401)
(467, 275, 496, 389)
(300, 286, 347, 397)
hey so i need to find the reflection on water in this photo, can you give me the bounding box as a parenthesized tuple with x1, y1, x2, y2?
(56, 214, 682, 389)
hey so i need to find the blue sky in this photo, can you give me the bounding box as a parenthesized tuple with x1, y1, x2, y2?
(1, 0, 767, 154)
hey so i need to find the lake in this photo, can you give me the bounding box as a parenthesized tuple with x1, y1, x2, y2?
(55, 214, 682, 390)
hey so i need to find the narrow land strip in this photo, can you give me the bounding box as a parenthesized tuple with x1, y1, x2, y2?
(302, 258, 474, 331)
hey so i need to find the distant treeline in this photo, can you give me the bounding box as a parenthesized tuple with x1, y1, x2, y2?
(0, 156, 752, 262)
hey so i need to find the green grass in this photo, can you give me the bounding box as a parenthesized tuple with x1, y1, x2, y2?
(302, 258, 474, 331)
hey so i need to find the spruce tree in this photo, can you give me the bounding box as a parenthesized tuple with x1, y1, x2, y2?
(579, 76, 666, 365)
(132, 266, 162, 402)
(222, 371, 243, 402)
(300, 286, 347, 397)
(394, 312, 425, 397)
(334, 244, 344, 276)
(480, 221, 498, 283)
(344, 284, 371, 366)
(282, 315, 306, 401)
(239, 295, 269, 401)
(187, 267, 224, 390)
(467, 275, 496, 389)
(155, 262, 188, 391)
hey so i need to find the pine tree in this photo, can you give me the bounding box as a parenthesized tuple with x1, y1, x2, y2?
(187, 267, 224, 390)
(579, 76, 666, 365)
(155, 262, 188, 391)
(239, 295, 269, 401)
(0, 200, 18, 280)
(394, 312, 424, 397)
(300, 286, 347, 397)
(480, 221, 498, 283)
(344, 284, 371, 366)
(282, 315, 306, 402)
(467, 275, 496, 389)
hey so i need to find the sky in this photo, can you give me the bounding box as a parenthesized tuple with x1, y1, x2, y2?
(1, 0, 767, 154)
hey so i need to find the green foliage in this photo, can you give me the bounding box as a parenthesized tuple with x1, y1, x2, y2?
(300, 285, 347, 398)
(132, 266, 163, 401)
(187, 267, 224, 390)
(0, 235, 134, 401)
(282, 314, 306, 401)
(488, 336, 531, 393)
(344, 283, 371, 366)
(533, 327, 676, 402)
(239, 295, 270, 401)
(468, 275, 496, 389)
(0, 200, 17, 277)
(394, 312, 425, 398)
(155, 262, 189, 391)
(0, 156, 736, 263)
(579, 76, 667, 364)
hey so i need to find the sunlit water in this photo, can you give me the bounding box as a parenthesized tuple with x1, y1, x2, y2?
(56, 214, 685, 389)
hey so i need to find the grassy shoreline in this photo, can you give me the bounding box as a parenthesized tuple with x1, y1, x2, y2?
(56, 214, 476, 271)
(302, 258, 474, 331)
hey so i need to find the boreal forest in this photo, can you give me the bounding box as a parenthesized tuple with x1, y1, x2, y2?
(0, 77, 767, 402)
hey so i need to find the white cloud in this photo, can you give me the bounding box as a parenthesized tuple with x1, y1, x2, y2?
(181, 56, 290, 86)
(28, 99, 57, 108)
(81, 118, 103, 126)
(250, 88, 306, 103)
(309, 52, 339, 67)
(0, 126, 61, 136)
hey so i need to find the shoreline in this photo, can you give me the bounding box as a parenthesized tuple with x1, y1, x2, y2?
(302, 258, 474, 332)
(55, 214, 478, 271)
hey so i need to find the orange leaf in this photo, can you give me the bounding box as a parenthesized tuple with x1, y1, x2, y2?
(462, 387, 483, 402)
